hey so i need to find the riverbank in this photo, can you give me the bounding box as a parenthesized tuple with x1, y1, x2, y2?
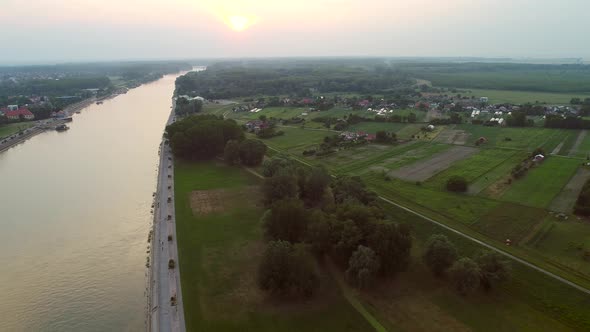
(147, 101, 185, 332)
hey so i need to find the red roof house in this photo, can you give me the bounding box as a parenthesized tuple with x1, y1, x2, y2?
(4, 108, 35, 120)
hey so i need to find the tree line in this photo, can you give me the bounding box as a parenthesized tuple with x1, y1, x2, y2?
(253, 155, 511, 298)
(175, 61, 414, 99)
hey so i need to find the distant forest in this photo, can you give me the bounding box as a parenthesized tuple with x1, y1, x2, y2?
(0, 61, 192, 97)
(175, 59, 416, 99)
(177, 59, 590, 99)
(396, 62, 590, 93)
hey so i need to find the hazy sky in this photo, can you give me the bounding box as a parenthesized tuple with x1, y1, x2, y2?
(1, 0, 589, 64)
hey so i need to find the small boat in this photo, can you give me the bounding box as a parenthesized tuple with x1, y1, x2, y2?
(75, 111, 81, 114)
(55, 124, 69, 132)
(96, 101, 103, 105)
(62, 117, 73, 122)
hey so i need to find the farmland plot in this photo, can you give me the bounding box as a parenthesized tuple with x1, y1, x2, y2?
(389, 146, 477, 182)
(501, 157, 581, 208)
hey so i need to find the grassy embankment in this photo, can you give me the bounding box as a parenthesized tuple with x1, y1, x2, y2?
(174, 160, 590, 331)
(0, 122, 34, 139)
(174, 161, 373, 332)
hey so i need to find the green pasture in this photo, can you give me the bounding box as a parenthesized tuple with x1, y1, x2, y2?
(425, 148, 518, 190)
(501, 157, 581, 208)
(468, 88, 588, 105)
(174, 161, 372, 332)
(0, 122, 34, 139)
(348, 122, 423, 139)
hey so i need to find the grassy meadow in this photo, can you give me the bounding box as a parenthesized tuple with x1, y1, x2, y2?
(174, 161, 374, 331)
(0, 122, 34, 139)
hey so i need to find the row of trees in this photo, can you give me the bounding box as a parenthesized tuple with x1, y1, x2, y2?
(544, 115, 590, 130)
(423, 234, 511, 294)
(257, 155, 412, 297)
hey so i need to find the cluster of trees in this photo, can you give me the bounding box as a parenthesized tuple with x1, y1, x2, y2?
(423, 234, 511, 295)
(257, 155, 412, 296)
(175, 60, 414, 99)
(570, 98, 590, 105)
(544, 115, 590, 130)
(223, 138, 267, 166)
(166, 115, 244, 159)
(429, 113, 462, 125)
(1, 61, 191, 103)
(373, 112, 418, 123)
(167, 114, 266, 166)
(175, 97, 203, 116)
(505, 110, 534, 127)
(375, 131, 396, 144)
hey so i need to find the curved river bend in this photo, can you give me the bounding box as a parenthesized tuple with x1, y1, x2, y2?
(0, 72, 185, 331)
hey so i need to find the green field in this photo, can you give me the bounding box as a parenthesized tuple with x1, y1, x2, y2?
(174, 161, 373, 331)
(313, 141, 446, 176)
(259, 126, 329, 154)
(526, 216, 590, 278)
(425, 148, 518, 190)
(467, 88, 589, 105)
(384, 204, 590, 331)
(0, 122, 34, 139)
(348, 122, 423, 139)
(404, 63, 590, 93)
(453, 125, 576, 153)
(501, 157, 581, 208)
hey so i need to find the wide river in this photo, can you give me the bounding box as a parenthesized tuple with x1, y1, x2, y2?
(0, 71, 186, 331)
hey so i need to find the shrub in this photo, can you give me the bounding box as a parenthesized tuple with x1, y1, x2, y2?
(446, 176, 468, 192)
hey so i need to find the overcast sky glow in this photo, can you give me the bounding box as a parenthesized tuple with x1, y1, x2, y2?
(0, 0, 589, 64)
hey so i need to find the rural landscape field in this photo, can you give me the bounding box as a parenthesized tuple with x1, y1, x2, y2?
(167, 59, 590, 331)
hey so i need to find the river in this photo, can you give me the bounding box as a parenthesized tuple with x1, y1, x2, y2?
(0, 71, 187, 331)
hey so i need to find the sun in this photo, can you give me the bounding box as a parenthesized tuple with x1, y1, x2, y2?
(227, 15, 253, 32)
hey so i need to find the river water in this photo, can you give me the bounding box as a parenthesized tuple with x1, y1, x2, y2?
(0, 72, 186, 331)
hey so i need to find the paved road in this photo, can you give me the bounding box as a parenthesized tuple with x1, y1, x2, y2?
(149, 110, 186, 332)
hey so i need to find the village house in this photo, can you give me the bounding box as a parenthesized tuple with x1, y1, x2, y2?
(1, 107, 35, 120)
(244, 120, 269, 133)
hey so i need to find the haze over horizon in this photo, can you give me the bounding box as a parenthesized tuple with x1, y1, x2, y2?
(1, 0, 589, 65)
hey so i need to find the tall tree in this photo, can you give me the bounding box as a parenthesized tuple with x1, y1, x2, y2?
(449, 258, 481, 295)
(238, 139, 267, 166)
(476, 250, 511, 290)
(423, 234, 458, 277)
(346, 245, 380, 289)
(258, 240, 319, 297)
(303, 167, 332, 206)
(223, 140, 240, 165)
(368, 221, 412, 276)
(262, 173, 298, 205)
(263, 199, 309, 243)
